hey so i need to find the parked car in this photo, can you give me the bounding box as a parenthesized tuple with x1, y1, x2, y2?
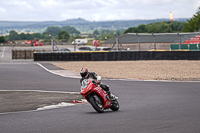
(92, 47, 111, 51)
(78, 46, 111, 51)
(58, 48, 80, 52)
(78, 46, 96, 51)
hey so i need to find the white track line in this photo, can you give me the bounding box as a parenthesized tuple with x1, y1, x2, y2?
(37, 102, 75, 111)
(1, 46, 5, 57)
(37, 63, 80, 79)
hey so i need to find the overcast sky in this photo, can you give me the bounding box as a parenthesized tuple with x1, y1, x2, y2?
(0, 0, 199, 22)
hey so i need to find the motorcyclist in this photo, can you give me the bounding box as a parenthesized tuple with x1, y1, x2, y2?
(80, 67, 115, 99)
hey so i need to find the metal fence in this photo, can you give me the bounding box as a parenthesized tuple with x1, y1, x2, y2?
(102, 32, 200, 51)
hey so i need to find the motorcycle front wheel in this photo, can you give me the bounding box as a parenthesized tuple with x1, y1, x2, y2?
(89, 95, 104, 113)
(110, 99, 119, 111)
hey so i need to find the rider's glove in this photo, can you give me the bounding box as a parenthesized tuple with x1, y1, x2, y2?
(96, 80, 100, 84)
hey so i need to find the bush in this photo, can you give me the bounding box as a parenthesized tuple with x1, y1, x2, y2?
(0, 36, 6, 43)
(43, 39, 51, 42)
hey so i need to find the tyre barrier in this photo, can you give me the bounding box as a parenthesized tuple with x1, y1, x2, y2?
(34, 51, 200, 61)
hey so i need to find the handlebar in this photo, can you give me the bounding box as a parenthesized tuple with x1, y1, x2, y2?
(92, 80, 97, 85)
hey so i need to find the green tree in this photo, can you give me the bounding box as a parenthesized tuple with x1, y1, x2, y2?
(0, 36, 6, 42)
(58, 30, 70, 42)
(43, 31, 52, 39)
(45, 26, 61, 35)
(9, 30, 20, 41)
(138, 24, 147, 32)
(19, 33, 26, 40)
(124, 21, 185, 34)
(19, 32, 45, 40)
(93, 30, 99, 35)
(124, 27, 139, 34)
(172, 21, 186, 32)
(32, 33, 43, 39)
(182, 7, 200, 32)
(160, 23, 170, 32)
(62, 26, 80, 35)
(25, 33, 32, 40)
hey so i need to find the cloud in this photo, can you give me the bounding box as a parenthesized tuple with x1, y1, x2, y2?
(0, 7, 6, 13)
(0, 0, 199, 21)
(40, 0, 58, 6)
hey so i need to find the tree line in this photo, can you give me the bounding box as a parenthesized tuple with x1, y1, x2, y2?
(182, 7, 200, 32)
(124, 21, 186, 34)
(0, 26, 81, 42)
(124, 7, 200, 34)
(0, 26, 124, 43)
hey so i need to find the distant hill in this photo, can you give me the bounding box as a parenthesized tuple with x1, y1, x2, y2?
(0, 18, 189, 34)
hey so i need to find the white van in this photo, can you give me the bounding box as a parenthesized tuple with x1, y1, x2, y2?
(71, 39, 88, 45)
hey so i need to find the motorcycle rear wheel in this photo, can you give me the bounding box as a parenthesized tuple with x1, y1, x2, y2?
(89, 95, 104, 113)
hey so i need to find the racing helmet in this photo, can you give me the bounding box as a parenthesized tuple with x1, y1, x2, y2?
(80, 67, 89, 78)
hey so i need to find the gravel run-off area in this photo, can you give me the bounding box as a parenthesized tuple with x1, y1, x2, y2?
(52, 60, 200, 81)
(0, 91, 82, 113)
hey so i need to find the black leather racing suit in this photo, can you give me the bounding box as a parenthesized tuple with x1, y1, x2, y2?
(80, 72, 110, 92)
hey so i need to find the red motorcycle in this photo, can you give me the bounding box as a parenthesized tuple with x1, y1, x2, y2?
(80, 79, 119, 113)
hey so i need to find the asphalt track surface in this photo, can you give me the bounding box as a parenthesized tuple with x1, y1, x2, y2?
(0, 46, 12, 62)
(1, 47, 200, 133)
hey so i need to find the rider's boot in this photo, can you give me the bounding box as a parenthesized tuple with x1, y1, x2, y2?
(107, 91, 115, 99)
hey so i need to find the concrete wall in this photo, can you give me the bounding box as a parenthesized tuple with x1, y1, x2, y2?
(12, 49, 51, 59)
